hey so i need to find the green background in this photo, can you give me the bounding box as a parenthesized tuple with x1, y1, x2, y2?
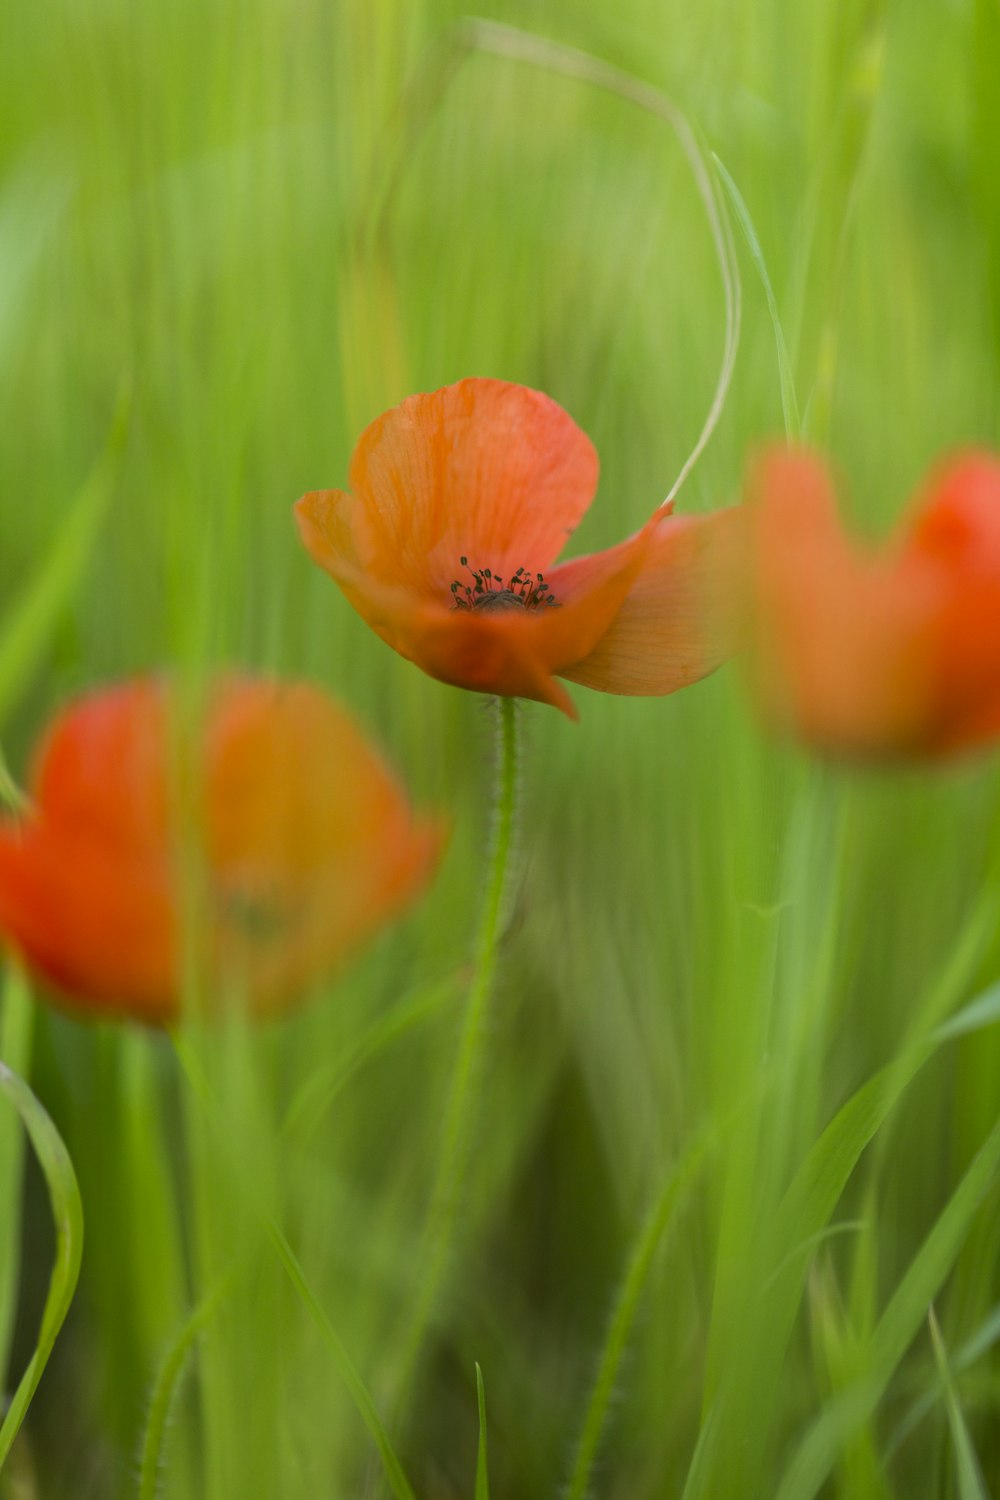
(2, 1, 1000, 1496)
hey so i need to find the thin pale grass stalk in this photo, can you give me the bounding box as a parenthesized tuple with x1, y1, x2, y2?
(713, 152, 802, 441)
(927, 1307, 990, 1500)
(887, 1300, 1000, 1461)
(785, 10, 887, 440)
(395, 695, 520, 1399)
(368, 19, 741, 511)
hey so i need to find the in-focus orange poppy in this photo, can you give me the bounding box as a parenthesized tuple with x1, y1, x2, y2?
(295, 378, 745, 718)
(0, 677, 443, 1023)
(748, 446, 1000, 758)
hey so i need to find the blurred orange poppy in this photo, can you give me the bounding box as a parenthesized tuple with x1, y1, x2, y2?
(295, 378, 745, 718)
(748, 446, 1000, 758)
(0, 677, 443, 1023)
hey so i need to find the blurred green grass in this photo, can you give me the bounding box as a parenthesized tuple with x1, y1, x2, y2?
(2, 0, 1000, 1497)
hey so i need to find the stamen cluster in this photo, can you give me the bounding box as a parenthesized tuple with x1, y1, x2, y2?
(450, 557, 559, 613)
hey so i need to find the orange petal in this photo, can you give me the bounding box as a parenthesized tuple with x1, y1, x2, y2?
(299, 504, 662, 715)
(556, 506, 748, 695)
(0, 677, 443, 1022)
(904, 451, 1000, 577)
(747, 447, 943, 757)
(296, 387, 746, 713)
(204, 679, 446, 1005)
(309, 378, 600, 596)
(902, 452, 1000, 754)
(31, 678, 171, 854)
(0, 824, 177, 1022)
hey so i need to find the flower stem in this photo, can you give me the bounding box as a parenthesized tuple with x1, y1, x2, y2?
(396, 695, 520, 1400)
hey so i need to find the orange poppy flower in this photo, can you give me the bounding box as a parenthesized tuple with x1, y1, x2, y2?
(0, 677, 443, 1023)
(295, 378, 745, 718)
(748, 446, 1000, 758)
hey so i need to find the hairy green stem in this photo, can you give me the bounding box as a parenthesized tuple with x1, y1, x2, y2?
(564, 1130, 711, 1500)
(137, 1273, 234, 1500)
(396, 695, 521, 1398)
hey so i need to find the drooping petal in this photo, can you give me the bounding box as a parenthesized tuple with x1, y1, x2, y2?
(297, 478, 741, 713)
(747, 448, 945, 757)
(335, 378, 600, 593)
(300, 508, 657, 715)
(904, 452, 1000, 577)
(556, 505, 748, 695)
(903, 452, 1000, 754)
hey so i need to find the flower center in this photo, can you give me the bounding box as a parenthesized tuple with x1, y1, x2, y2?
(451, 558, 559, 612)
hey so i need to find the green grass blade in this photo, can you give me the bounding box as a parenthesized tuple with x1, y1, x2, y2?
(928, 1308, 991, 1500)
(773, 978, 1000, 1330)
(263, 1217, 418, 1500)
(713, 152, 801, 441)
(281, 972, 461, 1145)
(137, 1274, 235, 1500)
(888, 1301, 1000, 1460)
(474, 1363, 489, 1500)
(0, 1055, 84, 1470)
(932, 982, 1000, 1045)
(175, 1039, 418, 1500)
(678, 1407, 718, 1500)
(0, 964, 33, 1390)
(775, 1113, 1000, 1500)
(0, 385, 128, 731)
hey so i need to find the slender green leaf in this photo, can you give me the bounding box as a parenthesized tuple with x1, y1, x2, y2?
(772, 979, 1000, 1334)
(474, 1363, 489, 1500)
(0, 965, 33, 1388)
(0, 1058, 84, 1470)
(933, 983, 1000, 1046)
